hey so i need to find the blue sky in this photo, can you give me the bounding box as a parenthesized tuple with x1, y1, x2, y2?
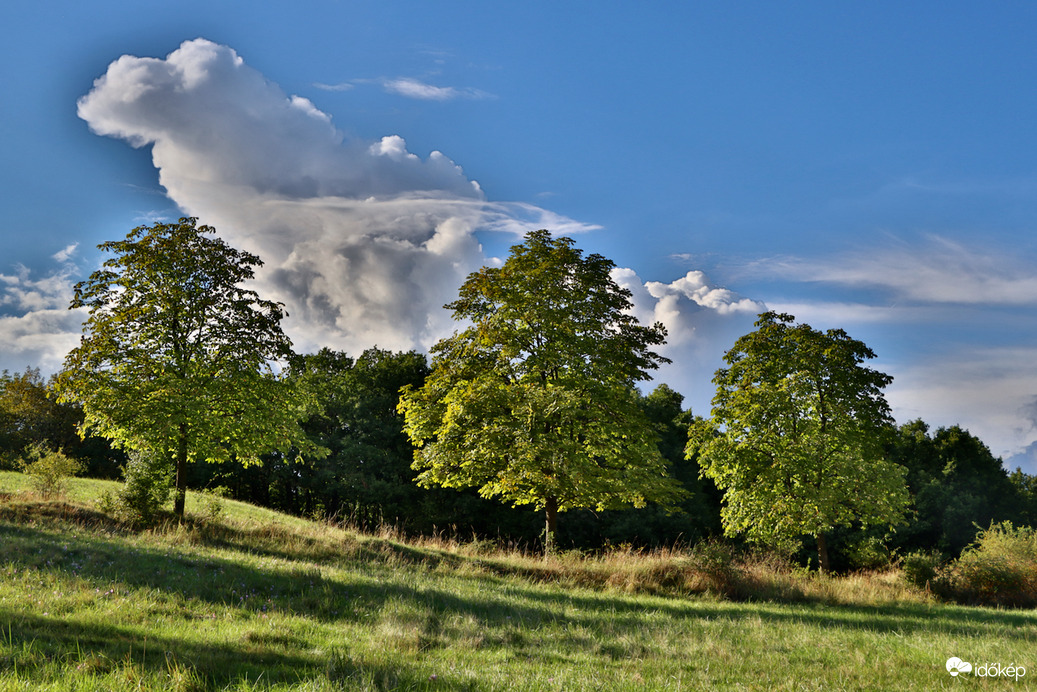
(4, 2, 1037, 472)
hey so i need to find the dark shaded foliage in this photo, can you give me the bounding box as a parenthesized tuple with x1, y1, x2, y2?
(557, 384, 721, 550)
(887, 420, 1020, 556)
(0, 367, 122, 478)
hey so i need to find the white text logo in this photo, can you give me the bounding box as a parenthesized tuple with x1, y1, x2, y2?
(947, 657, 1026, 681)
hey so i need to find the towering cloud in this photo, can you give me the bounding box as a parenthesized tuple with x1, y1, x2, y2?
(77, 39, 494, 354)
(72, 38, 760, 405)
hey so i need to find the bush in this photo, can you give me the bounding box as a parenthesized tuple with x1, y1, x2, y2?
(19, 446, 83, 498)
(846, 536, 896, 570)
(201, 488, 226, 525)
(689, 539, 741, 597)
(96, 489, 119, 515)
(111, 449, 173, 526)
(901, 549, 944, 589)
(936, 522, 1037, 607)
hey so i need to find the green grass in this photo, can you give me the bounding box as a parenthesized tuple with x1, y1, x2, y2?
(0, 471, 1034, 691)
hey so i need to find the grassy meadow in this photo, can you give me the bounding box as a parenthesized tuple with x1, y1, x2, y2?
(0, 471, 1034, 691)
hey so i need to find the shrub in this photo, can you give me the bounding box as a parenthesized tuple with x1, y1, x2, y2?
(688, 538, 741, 597)
(96, 489, 119, 515)
(113, 449, 173, 526)
(900, 550, 944, 589)
(845, 536, 895, 570)
(19, 446, 83, 498)
(936, 522, 1037, 607)
(201, 488, 226, 525)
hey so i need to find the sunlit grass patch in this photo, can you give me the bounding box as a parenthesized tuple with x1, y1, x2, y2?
(1, 472, 1035, 690)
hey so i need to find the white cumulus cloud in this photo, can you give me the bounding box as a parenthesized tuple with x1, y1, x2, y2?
(69, 38, 760, 414)
(613, 267, 763, 412)
(0, 259, 86, 373)
(74, 39, 618, 356)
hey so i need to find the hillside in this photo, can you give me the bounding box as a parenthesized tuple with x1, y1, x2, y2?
(1, 472, 1034, 691)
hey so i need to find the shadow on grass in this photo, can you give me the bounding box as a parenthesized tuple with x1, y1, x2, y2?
(0, 609, 485, 690)
(1, 501, 1036, 688)
(0, 608, 310, 683)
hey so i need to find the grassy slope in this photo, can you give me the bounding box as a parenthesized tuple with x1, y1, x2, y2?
(0, 471, 1034, 691)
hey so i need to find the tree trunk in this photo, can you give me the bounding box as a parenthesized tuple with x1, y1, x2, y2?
(544, 496, 558, 556)
(817, 532, 830, 572)
(173, 424, 188, 518)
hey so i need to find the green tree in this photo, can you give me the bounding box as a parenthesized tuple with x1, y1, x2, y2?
(638, 384, 724, 538)
(562, 384, 722, 549)
(0, 368, 80, 458)
(1008, 467, 1037, 529)
(55, 218, 320, 517)
(0, 367, 119, 477)
(398, 229, 685, 552)
(280, 347, 431, 524)
(689, 312, 909, 570)
(888, 420, 1019, 555)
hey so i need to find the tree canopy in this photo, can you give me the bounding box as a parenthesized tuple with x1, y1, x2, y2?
(55, 218, 320, 516)
(887, 420, 1018, 554)
(398, 229, 685, 551)
(285, 347, 431, 525)
(2, 368, 120, 476)
(0, 368, 78, 461)
(689, 312, 909, 570)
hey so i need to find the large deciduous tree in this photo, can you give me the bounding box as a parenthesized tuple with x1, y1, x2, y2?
(689, 312, 909, 570)
(398, 229, 685, 552)
(56, 218, 319, 516)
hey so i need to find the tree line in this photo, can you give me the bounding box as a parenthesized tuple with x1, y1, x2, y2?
(3, 218, 1036, 568)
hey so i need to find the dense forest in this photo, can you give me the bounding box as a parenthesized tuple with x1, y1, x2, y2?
(4, 358, 1036, 570)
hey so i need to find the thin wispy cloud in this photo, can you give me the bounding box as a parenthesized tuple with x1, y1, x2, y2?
(51, 243, 78, 264)
(864, 175, 1037, 201)
(762, 301, 936, 327)
(313, 82, 355, 92)
(132, 210, 176, 225)
(884, 345, 1037, 462)
(758, 236, 1037, 306)
(384, 77, 491, 101)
